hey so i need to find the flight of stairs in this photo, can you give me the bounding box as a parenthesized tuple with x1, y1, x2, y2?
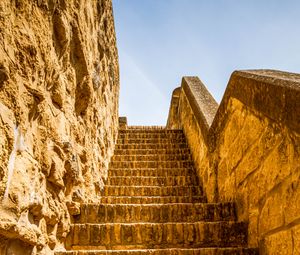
(56, 127, 258, 255)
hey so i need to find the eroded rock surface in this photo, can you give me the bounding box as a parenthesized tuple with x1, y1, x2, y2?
(0, 0, 119, 253)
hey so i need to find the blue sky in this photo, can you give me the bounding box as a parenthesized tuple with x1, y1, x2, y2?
(112, 0, 300, 125)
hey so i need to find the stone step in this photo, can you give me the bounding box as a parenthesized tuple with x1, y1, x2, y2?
(108, 169, 194, 177)
(74, 203, 236, 224)
(118, 132, 185, 139)
(67, 222, 248, 249)
(98, 196, 205, 204)
(106, 176, 198, 186)
(56, 248, 259, 255)
(125, 126, 166, 130)
(113, 148, 190, 156)
(101, 186, 202, 197)
(112, 154, 191, 162)
(110, 161, 193, 169)
(119, 129, 181, 133)
(115, 143, 188, 150)
(112, 153, 191, 161)
(116, 138, 187, 145)
(61, 126, 257, 254)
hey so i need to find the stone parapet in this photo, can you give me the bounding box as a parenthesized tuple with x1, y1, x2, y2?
(167, 70, 300, 254)
(166, 87, 181, 129)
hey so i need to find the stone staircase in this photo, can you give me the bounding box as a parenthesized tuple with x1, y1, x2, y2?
(56, 127, 258, 255)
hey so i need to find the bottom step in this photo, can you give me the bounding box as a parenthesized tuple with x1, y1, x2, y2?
(56, 248, 258, 255)
(68, 222, 248, 248)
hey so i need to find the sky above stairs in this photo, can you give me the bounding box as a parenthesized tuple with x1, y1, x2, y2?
(113, 0, 300, 126)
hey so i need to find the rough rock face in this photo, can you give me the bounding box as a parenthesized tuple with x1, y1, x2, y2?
(0, 0, 119, 254)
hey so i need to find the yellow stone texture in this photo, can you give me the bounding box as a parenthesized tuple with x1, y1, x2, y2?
(167, 74, 300, 254)
(0, 0, 119, 253)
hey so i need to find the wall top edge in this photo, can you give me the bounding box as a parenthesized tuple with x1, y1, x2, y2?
(178, 69, 300, 148)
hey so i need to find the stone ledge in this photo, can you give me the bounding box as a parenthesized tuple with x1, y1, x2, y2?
(169, 70, 300, 150)
(209, 69, 300, 150)
(181, 77, 218, 139)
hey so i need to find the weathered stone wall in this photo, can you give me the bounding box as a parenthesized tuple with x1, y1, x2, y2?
(172, 77, 218, 203)
(0, 0, 119, 254)
(166, 87, 181, 129)
(167, 70, 300, 254)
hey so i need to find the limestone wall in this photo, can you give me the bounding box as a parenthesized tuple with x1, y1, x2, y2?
(167, 70, 300, 254)
(166, 87, 181, 129)
(0, 0, 119, 254)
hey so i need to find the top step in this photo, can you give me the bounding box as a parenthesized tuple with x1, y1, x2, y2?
(118, 132, 185, 139)
(125, 126, 166, 130)
(120, 127, 182, 133)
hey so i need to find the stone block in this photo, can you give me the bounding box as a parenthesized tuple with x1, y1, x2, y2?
(292, 224, 300, 254)
(262, 229, 293, 255)
(259, 194, 284, 236)
(283, 169, 300, 224)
